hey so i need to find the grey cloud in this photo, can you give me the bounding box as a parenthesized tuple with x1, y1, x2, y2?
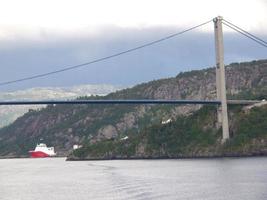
(0, 26, 266, 92)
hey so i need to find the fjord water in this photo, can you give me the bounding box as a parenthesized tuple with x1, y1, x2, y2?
(0, 157, 266, 200)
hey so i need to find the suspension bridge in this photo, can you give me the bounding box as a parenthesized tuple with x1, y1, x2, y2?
(0, 16, 266, 142)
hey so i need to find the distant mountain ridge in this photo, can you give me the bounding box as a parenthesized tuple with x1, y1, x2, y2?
(0, 84, 123, 128)
(0, 84, 123, 100)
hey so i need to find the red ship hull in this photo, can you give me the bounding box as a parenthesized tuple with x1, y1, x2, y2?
(29, 151, 49, 158)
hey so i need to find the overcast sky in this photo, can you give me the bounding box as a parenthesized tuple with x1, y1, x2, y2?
(0, 0, 266, 91)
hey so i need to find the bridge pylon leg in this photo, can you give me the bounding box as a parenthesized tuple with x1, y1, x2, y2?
(213, 16, 230, 142)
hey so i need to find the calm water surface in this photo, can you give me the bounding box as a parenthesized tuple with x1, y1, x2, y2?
(0, 157, 267, 200)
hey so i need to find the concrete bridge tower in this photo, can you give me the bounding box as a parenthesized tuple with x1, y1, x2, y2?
(213, 16, 230, 142)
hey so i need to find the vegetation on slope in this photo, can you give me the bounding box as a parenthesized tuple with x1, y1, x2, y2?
(69, 105, 267, 160)
(0, 59, 266, 157)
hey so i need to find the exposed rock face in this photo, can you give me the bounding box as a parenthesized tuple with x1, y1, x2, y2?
(97, 125, 118, 140)
(142, 62, 266, 101)
(0, 59, 266, 156)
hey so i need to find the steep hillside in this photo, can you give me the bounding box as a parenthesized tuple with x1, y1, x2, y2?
(0, 59, 266, 157)
(69, 104, 267, 160)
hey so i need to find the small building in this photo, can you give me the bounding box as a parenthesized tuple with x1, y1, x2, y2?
(73, 144, 83, 150)
(161, 118, 172, 125)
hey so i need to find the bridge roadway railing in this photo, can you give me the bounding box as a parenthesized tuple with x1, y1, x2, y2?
(0, 99, 262, 105)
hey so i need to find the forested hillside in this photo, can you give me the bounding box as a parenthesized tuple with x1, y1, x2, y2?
(0, 59, 266, 157)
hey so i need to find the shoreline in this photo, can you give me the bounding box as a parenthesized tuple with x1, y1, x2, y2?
(0, 156, 65, 160)
(0, 154, 266, 161)
(66, 153, 267, 161)
(2, 152, 267, 161)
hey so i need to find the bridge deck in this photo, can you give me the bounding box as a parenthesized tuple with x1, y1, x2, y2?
(0, 99, 262, 105)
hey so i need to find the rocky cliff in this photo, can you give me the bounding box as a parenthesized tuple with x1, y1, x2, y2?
(0, 59, 266, 157)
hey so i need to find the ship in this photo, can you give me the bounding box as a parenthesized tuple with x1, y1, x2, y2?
(29, 143, 57, 158)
